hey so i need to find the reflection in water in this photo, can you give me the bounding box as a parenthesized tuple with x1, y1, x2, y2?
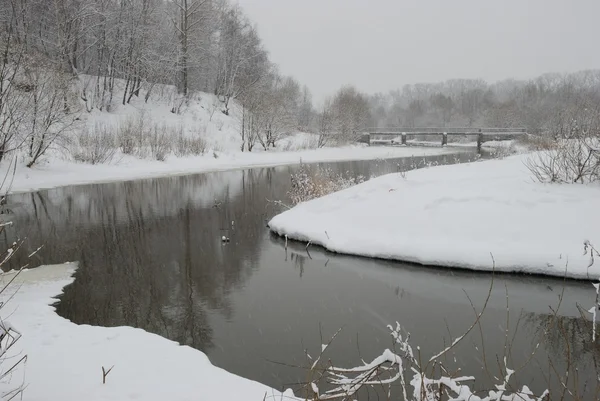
(3, 152, 597, 397)
(522, 311, 600, 396)
(6, 167, 285, 353)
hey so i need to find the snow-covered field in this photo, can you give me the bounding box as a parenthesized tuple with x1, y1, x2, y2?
(269, 154, 600, 279)
(0, 264, 296, 401)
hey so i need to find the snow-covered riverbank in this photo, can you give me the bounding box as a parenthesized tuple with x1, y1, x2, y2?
(4, 82, 463, 194)
(0, 264, 296, 401)
(5, 145, 459, 194)
(269, 154, 600, 279)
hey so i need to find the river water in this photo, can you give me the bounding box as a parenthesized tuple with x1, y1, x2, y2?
(3, 152, 597, 399)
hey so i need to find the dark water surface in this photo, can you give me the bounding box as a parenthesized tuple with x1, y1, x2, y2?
(3, 152, 598, 398)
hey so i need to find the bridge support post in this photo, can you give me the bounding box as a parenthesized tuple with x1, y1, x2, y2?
(401, 132, 406, 145)
(441, 132, 447, 146)
(477, 130, 483, 153)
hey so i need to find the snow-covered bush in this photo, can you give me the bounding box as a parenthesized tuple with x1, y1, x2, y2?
(526, 138, 600, 183)
(173, 126, 207, 157)
(118, 118, 138, 156)
(23, 65, 82, 167)
(71, 123, 118, 165)
(305, 323, 548, 401)
(118, 113, 149, 157)
(299, 246, 600, 401)
(0, 165, 36, 399)
(288, 164, 365, 204)
(168, 93, 186, 115)
(149, 125, 172, 161)
(0, 243, 28, 400)
(280, 135, 319, 151)
(526, 101, 600, 183)
(586, 241, 600, 340)
(518, 134, 557, 151)
(483, 141, 520, 159)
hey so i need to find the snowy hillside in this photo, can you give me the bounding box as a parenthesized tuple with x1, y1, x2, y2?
(77, 75, 306, 155)
(2, 76, 458, 194)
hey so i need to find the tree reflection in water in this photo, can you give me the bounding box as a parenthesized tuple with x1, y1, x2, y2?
(6, 152, 558, 394)
(522, 310, 600, 398)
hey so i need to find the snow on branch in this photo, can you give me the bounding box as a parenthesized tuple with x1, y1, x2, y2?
(308, 323, 549, 401)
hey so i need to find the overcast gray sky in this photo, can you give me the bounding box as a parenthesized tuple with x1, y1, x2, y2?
(235, 0, 600, 102)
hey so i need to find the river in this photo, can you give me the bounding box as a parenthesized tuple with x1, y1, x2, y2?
(3, 151, 597, 399)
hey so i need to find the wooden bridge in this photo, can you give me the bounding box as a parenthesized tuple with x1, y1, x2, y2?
(366, 128, 528, 152)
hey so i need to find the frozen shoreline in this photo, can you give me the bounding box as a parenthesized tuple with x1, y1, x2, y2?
(269, 154, 600, 280)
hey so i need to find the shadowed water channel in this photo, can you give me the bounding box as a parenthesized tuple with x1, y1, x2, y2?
(3, 152, 598, 399)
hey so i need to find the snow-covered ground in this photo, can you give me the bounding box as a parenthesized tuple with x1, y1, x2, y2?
(6, 144, 458, 194)
(0, 264, 296, 401)
(5, 78, 459, 194)
(269, 154, 600, 279)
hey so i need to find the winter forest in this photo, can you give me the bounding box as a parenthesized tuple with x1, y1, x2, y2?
(1, 0, 600, 167)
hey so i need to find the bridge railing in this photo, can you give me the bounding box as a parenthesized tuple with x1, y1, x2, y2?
(364, 127, 527, 134)
(365, 127, 527, 151)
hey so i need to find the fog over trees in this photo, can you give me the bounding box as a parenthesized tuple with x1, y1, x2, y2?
(365, 71, 600, 136)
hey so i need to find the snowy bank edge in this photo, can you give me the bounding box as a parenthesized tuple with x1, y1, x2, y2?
(267, 155, 600, 281)
(8, 146, 463, 195)
(2, 263, 296, 401)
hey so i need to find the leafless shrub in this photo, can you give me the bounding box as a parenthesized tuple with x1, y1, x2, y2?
(303, 136, 321, 150)
(208, 98, 220, 122)
(149, 124, 172, 161)
(519, 134, 558, 151)
(485, 141, 520, 159)
(24, 67, 81, 167)
(0, 244, 29, 400)
(288, 164, 365, 204)
(295, 261, 552, 401)
(281, 141, 295, 152)
(281, 136, 320, 151)
(173, 126, 207, 157)
(290, 250, 600, 401)
(526, 138, 600, 183)
(0, 163, 42, 399)
(297, 274, 550, 401)
(188, 135, 207, 156)
(169, 93, 186, 115)
(71, 123, 118, 165)
(118, 118, 137, 155)
(118, 112, 149, 158)
(173, 126, 188, 157)
(301, 322, 549, 401)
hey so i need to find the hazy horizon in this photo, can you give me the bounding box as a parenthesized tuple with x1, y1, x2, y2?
(235, 0, 600, 101)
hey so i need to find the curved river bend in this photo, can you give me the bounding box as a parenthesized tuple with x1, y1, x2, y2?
(3, 152, 596, 398)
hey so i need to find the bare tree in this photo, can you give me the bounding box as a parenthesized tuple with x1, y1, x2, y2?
(25, 65, 80, 167)
(257, 74, 300, 149)
(0, 18, 30, 162)
(330, 85, 371, 143)
(316, 98, 335, 148)
(215, 5, 269, 115)
(297, 85, 313, 131)
(430, 93, 454, 127)
(170, 0, 213, 96)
